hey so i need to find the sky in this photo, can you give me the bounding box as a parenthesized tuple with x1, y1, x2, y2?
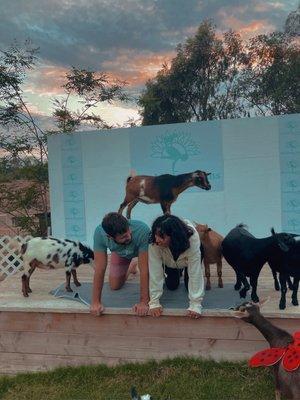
(0, 0, 298, 127)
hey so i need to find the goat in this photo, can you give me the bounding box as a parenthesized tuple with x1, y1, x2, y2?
(130, 387, 172, 400)
(194, 223, 223, 290)
(118, 170, 211, 218)
(131, 387, 152, 400)
(233, 300, 300, 399)
(11, 237, 94, 297)
(221, 224, 296, 304)
(268, 229, 300, 310)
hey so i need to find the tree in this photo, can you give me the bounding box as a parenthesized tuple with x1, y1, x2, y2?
(0, 41, 128, 235)
(139, 21, 248, 125)
(239, 32, 300, 116)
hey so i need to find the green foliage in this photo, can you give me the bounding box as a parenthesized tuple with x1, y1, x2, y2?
(239, 32, 300, 115)
(0, 358, 274, 400)
(52, 67, 129, 132)
(0, 42, 129, 235)
(139, 21, 248, 125)
(139, 21, 299, 125)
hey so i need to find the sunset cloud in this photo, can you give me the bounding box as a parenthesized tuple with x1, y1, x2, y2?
(0, 0, 297, 125)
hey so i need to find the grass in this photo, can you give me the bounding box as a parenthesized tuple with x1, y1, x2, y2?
(0, 357, 275, 400)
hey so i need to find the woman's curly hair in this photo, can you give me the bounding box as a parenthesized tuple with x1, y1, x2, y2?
(150, 214, 194, 260)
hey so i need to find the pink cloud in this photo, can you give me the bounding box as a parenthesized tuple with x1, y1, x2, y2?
(102, 50, 175, 86)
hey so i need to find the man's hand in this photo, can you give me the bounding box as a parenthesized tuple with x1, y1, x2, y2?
(132, 302, 149, 316)
(187, 310, 201, 319)
(90, 301, 105, 316)
(149, 306, 163, 317)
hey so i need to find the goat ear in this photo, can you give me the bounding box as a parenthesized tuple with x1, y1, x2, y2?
(271, 227, 276, 236)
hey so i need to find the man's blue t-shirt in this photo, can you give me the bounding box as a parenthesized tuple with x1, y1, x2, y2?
(93, 220, 150, 259)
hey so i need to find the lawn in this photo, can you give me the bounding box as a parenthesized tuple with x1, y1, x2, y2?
(0, 357, 274, 400)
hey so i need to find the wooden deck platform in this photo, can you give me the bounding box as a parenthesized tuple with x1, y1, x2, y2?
(0, 262, 299, 375)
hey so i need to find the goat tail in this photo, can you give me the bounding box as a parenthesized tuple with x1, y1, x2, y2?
(126, 169, 137, 183)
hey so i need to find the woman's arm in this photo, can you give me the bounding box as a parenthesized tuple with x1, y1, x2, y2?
(148, 244, 164, 311)
(187, 232, 205, 315)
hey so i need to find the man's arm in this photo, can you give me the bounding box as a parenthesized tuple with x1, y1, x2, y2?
(90, 251, 107, 316)
(138, 250, 149, 304)
(132, 250, 149, 316)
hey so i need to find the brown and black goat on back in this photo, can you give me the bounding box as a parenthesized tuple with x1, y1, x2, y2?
(118, 170, 211, 218)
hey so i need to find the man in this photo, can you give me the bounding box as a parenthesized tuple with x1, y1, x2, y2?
(90, 212, 150, 317)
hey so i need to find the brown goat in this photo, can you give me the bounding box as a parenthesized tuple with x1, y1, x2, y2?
(194, 223, 224, 290)
(118, 170, 211, 218)
(234, 300, 300, 400)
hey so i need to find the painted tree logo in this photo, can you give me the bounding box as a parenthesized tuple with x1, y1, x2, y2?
(150, 131, 201, 173)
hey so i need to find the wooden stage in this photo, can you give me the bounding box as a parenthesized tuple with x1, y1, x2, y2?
(0, 261, 299, 375)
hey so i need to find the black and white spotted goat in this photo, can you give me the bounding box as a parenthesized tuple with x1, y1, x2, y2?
(12, 237, 94, 297)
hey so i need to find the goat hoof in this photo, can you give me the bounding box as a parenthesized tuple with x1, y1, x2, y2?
(66, 287, 73, 293)
(22, 292, 29, 297)
(218, 283, 223, 288)
(239, 289, 247, 298)
(234, 283, 241, 291)
(279, 302, 286, 310)
(28, 288, 32, 293)
(274, 284, 280, 291)
(74, 282, 81, 287)
(205, 285, 211, 290)
(251, 296, 259, 303)
(292, 298, 299, 306)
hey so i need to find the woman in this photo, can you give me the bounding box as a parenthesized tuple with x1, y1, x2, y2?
(148, 214, 204, 319)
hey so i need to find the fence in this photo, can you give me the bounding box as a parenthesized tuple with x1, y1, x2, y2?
(0, 236, 32, 281)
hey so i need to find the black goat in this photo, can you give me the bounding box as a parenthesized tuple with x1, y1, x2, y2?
(268, 229, 300, 310)
(221, 224, 295, 303)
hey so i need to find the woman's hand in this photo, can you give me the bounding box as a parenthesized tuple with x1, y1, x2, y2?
(187, 310, 201, 319)
(149, 307, 163, 317)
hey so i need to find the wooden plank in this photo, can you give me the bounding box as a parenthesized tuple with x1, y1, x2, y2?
(0, 312, 298, 341)
(0, 331, 267, 359)
(0, 352, 143, 374)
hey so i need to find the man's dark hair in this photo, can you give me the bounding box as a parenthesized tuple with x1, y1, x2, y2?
(102, 212, 129, 238)
(150, 214, 194, 260)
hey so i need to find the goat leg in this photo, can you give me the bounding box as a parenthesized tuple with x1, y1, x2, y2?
(271, 269, 280, 291)
(71, 269, 81, 287)
(27, 265, 36, 293)
(279, 273, 287, 310)
(204, 260, 211, 290)
(65, 270, 73, 292)
(287, 276, 294, 291)
(217, 261, 223, 288)
(160, 201, 171, 214)
(126, 199, 139, 219)
(234, 274, 242, 290)
(239, 274, 250, 298)
(21, 274, 29, 297)
(291, 277, 299, 306)
(250, 275, 259, 303)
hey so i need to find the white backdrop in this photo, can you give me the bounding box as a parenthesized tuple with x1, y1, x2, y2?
(48, 114, 300, 246)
